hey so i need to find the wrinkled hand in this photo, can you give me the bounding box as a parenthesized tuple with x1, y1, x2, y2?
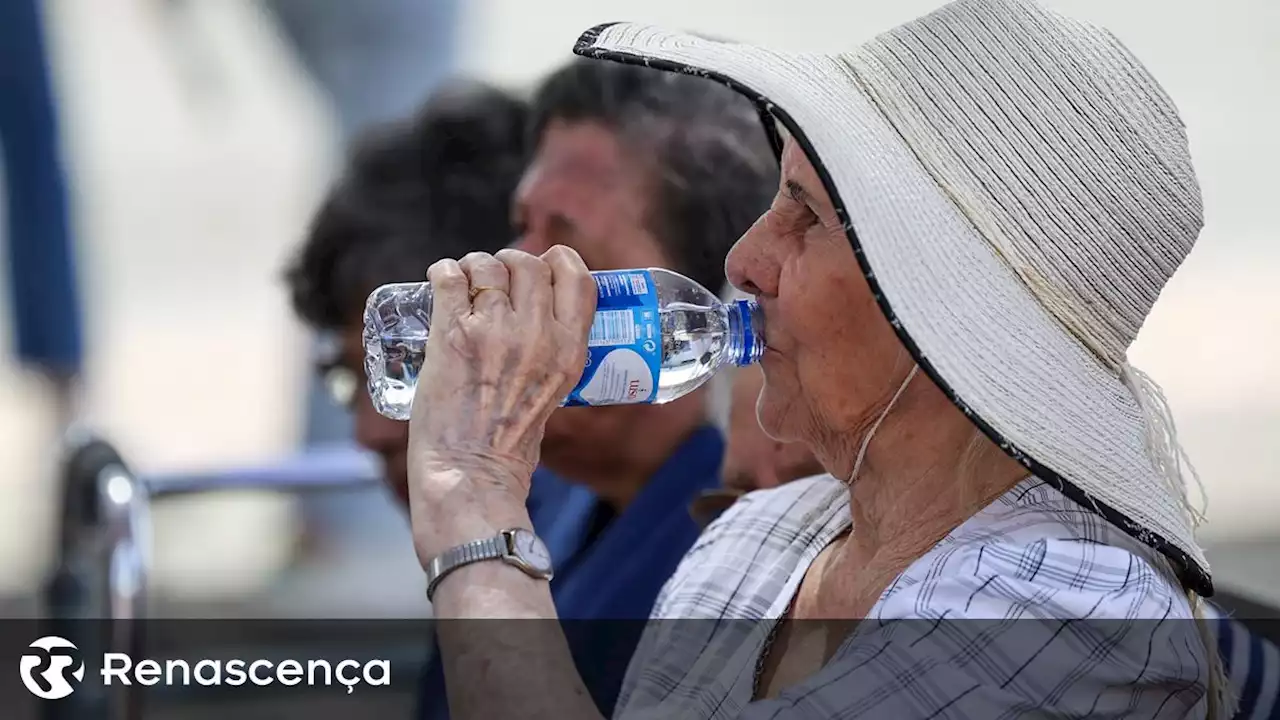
(406, 246, 596, 559)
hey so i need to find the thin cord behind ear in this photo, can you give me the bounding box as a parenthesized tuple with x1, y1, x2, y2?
(848, 365, 919, 485)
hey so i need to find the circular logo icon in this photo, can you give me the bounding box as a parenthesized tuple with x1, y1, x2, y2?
(20, 636, 85, 699)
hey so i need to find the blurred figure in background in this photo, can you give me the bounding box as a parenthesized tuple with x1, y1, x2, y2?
(508, 57, 776, 617)
(284, 82, 543, 508)
(0, 0, 83, 425)
(285, 81, 591, 546)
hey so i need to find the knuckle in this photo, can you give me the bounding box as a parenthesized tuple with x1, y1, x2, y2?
(428, 259, 465, 285)
(542, 244, 574, 265)
(542, 247, 592, 284)
(498, 248, 551, 278)
(459, 251, 495, 266)
(462, 253, 508, 279)
(494, 247, 531, 264)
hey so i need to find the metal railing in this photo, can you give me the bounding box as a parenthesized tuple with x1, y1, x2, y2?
(42, 429, 380, 720)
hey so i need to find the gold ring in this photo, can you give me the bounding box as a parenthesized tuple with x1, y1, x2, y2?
(469, 285, 502, 301)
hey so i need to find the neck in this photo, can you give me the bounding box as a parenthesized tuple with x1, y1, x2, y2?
(570, 390, 710, 513)
(836, 379, 1028, 566)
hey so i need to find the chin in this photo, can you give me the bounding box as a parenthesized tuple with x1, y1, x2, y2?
(754, 391, 797, 445)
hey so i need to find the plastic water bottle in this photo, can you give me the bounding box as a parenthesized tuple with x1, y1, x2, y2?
(363, 268, 765, 420)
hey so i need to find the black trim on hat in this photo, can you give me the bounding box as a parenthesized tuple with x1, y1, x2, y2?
(572, 23, 1213, 598)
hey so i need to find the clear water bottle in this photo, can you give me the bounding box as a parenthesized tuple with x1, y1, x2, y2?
(363, 268, 765, 420)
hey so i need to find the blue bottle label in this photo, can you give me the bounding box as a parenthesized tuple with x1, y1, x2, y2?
(564, 270, 662, 406)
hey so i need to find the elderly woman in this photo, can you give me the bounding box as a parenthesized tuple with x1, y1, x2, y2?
(403, 0, 1230, 717)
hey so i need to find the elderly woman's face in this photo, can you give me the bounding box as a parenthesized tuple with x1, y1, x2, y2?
(725, 139, 911, 477)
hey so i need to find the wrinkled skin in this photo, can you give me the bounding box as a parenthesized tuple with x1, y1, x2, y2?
(406, 246, 597, 559)
(691, 364, 826, 527)
(721, 364, 825, 494)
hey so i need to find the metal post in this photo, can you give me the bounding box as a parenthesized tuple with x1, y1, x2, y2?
(99, 463, 150, 720)
(46, 431, 380, 720)
(42, 432, 126, 720)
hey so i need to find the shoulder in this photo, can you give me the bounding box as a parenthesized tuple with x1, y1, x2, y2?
(879, 478, 1191, 619)
(817, 481, 1210, 718)
(878, 534, 1193, 620)
(738, 499, 1212, 719)
(649, 474, 846, 619)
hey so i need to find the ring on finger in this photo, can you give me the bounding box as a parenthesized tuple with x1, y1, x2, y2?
(469, 285, 504, 302)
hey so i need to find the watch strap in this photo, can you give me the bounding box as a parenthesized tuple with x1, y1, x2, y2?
(425, 535, 507, 602)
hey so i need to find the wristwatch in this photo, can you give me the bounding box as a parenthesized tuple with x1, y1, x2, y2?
(424, 528, 554, 602)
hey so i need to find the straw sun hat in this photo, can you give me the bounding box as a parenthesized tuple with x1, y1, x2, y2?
(575, 0, 1214, 597)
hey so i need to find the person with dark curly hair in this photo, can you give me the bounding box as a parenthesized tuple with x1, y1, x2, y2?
(284, 80, 544, 510)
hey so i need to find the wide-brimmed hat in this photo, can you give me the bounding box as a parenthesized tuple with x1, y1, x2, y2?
(575, 0, 1214, 596)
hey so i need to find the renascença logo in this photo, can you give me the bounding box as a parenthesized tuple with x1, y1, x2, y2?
(99, 654, 390, 694)
(20, 636, 85, 699)
(18, 637, 390, 699)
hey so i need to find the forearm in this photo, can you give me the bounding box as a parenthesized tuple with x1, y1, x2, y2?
(403, 245, 609, 719)
(420, 494, 603, 720)
(433, 563, 602, 720)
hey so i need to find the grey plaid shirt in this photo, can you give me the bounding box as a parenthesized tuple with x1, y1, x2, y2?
(614, 474, 1210, 719)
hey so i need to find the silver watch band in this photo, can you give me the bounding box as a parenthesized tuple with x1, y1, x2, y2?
(425, 535, 507, 602)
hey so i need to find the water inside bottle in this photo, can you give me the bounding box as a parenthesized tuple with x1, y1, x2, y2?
(365, 302, 728, 417)
(654, 301, 729, 402)
(363, 270, 763, 420)
(363, 283, 429, 420)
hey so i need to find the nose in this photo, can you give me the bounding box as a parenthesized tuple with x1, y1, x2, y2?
(725, 212, 780, 298)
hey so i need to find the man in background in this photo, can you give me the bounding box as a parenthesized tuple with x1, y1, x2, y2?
(503, 56, 775, 618)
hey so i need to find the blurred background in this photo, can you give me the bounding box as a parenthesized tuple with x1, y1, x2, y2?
(0, 0, 1276, 619)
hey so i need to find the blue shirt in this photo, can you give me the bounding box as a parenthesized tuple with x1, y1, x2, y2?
(1207, 603, 1280, 719)
(416, 425, 725, 719)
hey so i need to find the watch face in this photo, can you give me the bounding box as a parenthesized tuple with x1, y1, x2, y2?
(510, 529, 553, 574)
